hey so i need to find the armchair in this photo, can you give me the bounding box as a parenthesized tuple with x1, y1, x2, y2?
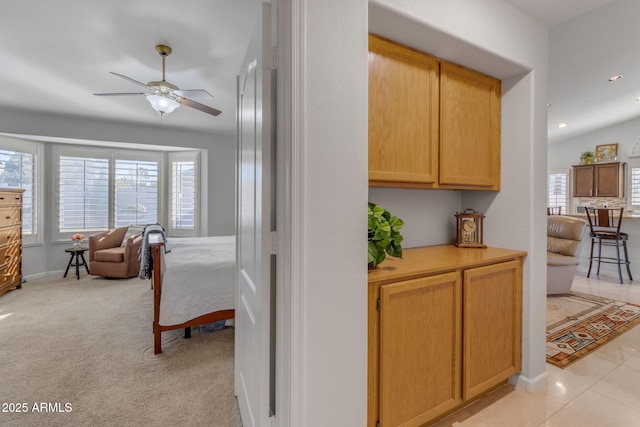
(89, 226, 143, 279)
(547, 215, 588, 294)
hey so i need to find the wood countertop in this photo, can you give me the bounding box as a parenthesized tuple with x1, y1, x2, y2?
(368, 244, 527, 286)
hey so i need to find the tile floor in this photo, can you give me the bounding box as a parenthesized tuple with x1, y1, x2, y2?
(431, 272, 640, 427)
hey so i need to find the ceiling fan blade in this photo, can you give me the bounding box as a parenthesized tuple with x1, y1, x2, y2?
(109, 72, 149, 89)
(178, 97, 222, 116)
(174, 89, 214, 99)
(94, 92, 146, 96)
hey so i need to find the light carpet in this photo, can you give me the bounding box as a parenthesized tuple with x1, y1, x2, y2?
(0, 273, 241, 427)
(546, 292, 640, 368)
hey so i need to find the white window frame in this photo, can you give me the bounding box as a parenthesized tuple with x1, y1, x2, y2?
(548, 168, 570, 214)
(53, 145, 162, 243)
(168, 151, 201, 237)
(0, 136, 43, 246)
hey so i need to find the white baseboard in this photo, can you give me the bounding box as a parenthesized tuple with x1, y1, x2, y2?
(23, 271, 66, 281)
(510, 371, 548, 393)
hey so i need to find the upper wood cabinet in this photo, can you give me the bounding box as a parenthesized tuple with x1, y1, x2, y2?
(368, 34, 439, 185)
(368, 34, 501, 190)
(572, 162, 624, 197)
(439, 62, 501, 190)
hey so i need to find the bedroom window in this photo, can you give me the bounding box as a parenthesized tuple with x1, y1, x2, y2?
(55, 146, 161, 241)
(59, 155, 109, 231)
(115, 159, 158, 226)
(169, 151, 200, 237)
(0, 138, 42, 245)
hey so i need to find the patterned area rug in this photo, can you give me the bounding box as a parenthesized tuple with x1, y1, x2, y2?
(546, 292, 640, 368)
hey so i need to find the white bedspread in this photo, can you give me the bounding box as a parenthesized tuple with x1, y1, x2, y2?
(159, 236, 235, 326)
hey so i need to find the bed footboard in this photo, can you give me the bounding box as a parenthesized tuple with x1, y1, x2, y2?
(150, 242, 235, 354)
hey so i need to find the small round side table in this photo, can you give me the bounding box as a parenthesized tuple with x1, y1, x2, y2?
(64, 247, 90, 280)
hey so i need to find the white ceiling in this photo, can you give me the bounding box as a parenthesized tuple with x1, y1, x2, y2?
(0, 0, 258, 136)
(0, 0, 634, 144)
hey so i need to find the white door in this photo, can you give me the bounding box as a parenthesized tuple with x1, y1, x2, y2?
(236, 3, 274, 427)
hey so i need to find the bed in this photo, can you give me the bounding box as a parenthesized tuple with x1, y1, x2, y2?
(149, 235, 235, 354)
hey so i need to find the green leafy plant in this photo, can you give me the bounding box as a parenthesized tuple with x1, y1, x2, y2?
(580, 151, 594, 164)
(368, 202, 404, 269)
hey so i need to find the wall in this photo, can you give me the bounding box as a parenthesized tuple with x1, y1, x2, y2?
(367, 0, 549, 391)
(549, 115, 640, 172)
(0, 108, 236, 277)
(299, 1, 369, 425)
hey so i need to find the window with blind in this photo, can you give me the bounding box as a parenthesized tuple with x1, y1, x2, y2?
(169, 151, 200, 237)
(115, 159, 158, 226)
(55, 147, 161, 241)
(59, 155, 109, 231)
(0, 139, 42, 245)
(548, 171, 568, 212)
(630, 167, 640, 209)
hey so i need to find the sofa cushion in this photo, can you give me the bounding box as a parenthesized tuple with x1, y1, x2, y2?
(94, 247, 125, 263)
(547, 251, 579, 266)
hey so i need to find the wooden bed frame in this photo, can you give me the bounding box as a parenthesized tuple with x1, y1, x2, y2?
(150, 242, 235, 354)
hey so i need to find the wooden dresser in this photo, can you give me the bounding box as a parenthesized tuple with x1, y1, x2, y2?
(368, 245, 527, 427)
(0, 188, 24, 297)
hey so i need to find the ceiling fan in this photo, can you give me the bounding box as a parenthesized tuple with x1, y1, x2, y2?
(94, 44, 222, 117)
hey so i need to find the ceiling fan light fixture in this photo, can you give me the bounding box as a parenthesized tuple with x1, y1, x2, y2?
(146, 95, 180, 115)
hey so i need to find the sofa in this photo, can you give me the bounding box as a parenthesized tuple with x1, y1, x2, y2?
(547, 215, 588, 295)
(88, 226, 143, 279)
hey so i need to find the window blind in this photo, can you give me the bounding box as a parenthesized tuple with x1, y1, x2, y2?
(0, 149, 36, 236)
(548, 172, 568, 211)
(59, 156, 109, 231)
(171, 160, 196, 230)
(631, 167, 640, 207)
(115, 159, 158, 226)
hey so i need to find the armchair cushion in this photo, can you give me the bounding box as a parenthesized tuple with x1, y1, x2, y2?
(121, 225, 145, 247)
(94, 247, 126, 263)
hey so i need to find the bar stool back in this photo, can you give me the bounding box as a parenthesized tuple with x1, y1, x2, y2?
(584, 207, 632, 284)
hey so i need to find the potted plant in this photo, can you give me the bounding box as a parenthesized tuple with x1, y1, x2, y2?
(368, 202, 404, 269)
(580, 151, 595, 164)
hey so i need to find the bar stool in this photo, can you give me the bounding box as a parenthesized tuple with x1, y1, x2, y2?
(547, 206, 562, 215)
(585, 207, 632, 284)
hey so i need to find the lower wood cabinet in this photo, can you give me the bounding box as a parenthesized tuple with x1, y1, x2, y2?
(368, 245, 525, 427)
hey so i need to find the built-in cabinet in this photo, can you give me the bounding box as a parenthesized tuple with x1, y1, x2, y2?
(368, 245, 525, 427)
(368, 34, 501, 190)
(572, 162, 625, 197)
(0, 188, 24, 297)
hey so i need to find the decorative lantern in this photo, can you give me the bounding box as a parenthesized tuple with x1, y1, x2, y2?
(454, 209, 486, 248)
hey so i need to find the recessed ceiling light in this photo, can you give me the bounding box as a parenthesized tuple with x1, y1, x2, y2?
(558, 123, 568, 128)
(609, 74, 623, 82)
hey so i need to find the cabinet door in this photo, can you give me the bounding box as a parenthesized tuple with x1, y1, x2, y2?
(439, 62, 501, 189)
(368, 34, 439, 186)
(463, 260, 522, 400)
(573, 165, 594, 197)
(595, 163, 619, 197)
(379, 272, 462, 427)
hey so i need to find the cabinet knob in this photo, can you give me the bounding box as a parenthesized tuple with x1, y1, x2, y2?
(5, 216, 10, 220)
